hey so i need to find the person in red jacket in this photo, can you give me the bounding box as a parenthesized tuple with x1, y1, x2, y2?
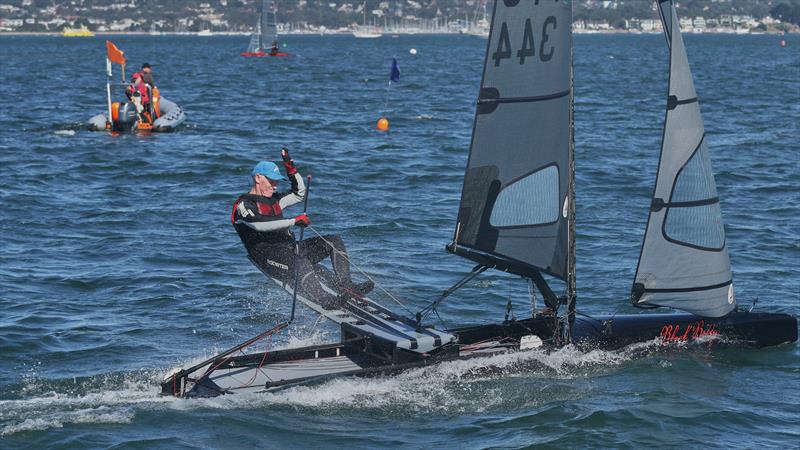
(126, 72, 152, 123)
(232, 149, 373, 306)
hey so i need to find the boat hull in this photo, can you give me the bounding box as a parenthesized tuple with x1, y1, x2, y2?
(87, 97, 186, 132)
(162, 310, 797, 398)
(240, 51, 290, 57)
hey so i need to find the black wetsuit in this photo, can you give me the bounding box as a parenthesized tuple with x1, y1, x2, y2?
(231, 172, 357, 305)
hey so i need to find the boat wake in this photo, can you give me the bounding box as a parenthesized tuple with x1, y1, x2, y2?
(245, 339, 665, 414)
(0, 373, 168, 436)
(0, 339, 666, 435)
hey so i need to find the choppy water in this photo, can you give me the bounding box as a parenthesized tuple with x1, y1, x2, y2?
(0, 34, 798, 448)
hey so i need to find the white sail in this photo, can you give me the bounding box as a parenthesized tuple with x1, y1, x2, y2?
(246, 21, 262, 53)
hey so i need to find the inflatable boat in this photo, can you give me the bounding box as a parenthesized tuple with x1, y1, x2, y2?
(87, 96, 186, 132)
(90, 41, 187, 133)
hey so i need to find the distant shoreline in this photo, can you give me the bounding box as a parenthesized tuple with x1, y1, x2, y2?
(0, 29, 794, 37)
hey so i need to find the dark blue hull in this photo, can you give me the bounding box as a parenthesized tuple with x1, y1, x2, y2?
(163, 310, 796, 397)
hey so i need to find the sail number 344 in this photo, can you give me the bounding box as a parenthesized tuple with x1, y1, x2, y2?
(493, 17, 557, 66)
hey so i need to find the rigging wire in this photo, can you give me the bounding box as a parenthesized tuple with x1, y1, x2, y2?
(306, 225, 414, 316)
(416, 264, 488, 324)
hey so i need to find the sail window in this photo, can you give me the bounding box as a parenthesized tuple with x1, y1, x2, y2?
(490, 165, 559, 227)
(663, 142, 725, 250)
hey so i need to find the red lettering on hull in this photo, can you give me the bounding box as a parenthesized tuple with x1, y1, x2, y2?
(660, 321, 719, 344)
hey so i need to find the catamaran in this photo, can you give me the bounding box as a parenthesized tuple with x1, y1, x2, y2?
(241, 0, 289, 57)
(162, 0, 796, 398)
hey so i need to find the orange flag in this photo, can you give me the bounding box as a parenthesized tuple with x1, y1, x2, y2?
(105, 40, 126, 65)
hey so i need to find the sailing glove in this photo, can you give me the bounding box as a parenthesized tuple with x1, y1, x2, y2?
(294, 214, 310, 228)
(281, 148, 297, 175)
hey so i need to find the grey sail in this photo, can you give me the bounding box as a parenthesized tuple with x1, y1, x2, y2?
(262, 0, 278, 46)
(631, 0, 735, 317)
(450, 0, 573, 280)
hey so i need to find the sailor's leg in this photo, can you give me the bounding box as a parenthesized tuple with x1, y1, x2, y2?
(298, 236, 331, 264)
(299, 235, 373, 296)
(295, 256, 342, 309)
(247, 242, 295, 283)
(299, 236, 350, 283)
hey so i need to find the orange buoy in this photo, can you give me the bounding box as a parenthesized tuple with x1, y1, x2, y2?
(377, 117, 389, 131)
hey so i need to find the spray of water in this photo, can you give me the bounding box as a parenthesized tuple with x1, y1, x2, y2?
(0, 339, 672, 436)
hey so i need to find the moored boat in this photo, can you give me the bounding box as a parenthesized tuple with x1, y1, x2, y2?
(352, 2, 382, 38)
(62, 26, 94, 37)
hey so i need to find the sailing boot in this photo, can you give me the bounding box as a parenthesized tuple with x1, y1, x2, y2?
(339, 279, 374, 297)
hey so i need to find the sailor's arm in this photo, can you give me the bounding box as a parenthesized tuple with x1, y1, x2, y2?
(278, 171, 305, 210)
(238, 217, 296, 232)
(278, 148, 305, 209)
(233, 198, 309, 231)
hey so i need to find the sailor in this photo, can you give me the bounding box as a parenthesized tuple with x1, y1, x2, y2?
(232, 149, 373, 302)
(126, 72, 152, 123)
(140, 63, 156, 88)
(269, 40, 280, 55)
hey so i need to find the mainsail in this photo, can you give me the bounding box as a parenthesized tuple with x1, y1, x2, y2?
(450, 0, 573, 283)
(632, 0, 735, 318)
(246, 0, 278, 53)
(263, 0, 278, 46)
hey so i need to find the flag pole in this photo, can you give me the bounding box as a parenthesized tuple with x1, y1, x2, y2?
(104, 41, 127, 128)
(106, 57, 113, 128)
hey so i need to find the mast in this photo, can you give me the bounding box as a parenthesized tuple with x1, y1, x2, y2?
(257, 15, 263, 51)
(565, 18, 576, 340)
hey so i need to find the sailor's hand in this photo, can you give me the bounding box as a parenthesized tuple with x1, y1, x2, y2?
(281, 147, 297, 175)
(294, 213, 310, 228)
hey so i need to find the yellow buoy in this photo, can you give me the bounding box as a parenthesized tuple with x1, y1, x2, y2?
(377, 117, 389, 131)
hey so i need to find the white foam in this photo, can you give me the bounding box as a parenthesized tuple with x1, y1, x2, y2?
(167, 341, 659, 414)
(0, 374, 174, 436)
(1, 407, 135, 436)
(0, 340, 662, 435)
(54, 130, 76, 136)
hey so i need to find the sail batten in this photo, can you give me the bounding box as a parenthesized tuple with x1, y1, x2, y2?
(632, 0, 735, 318)
(451, 0, 573, 281)
(479, 89, 571, 104)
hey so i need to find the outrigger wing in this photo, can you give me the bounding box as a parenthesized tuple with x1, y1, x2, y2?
(163, 262, 456, 397)
(261, 263, 456, 354)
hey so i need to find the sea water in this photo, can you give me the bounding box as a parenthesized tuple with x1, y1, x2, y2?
(0, 34, 798, 448)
